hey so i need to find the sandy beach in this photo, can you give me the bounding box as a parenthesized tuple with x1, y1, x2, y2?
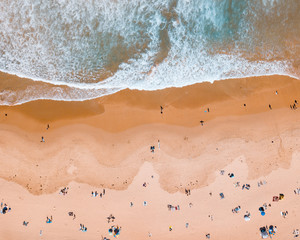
(0, 73, 300, 239)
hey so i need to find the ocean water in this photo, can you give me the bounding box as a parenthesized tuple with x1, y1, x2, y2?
(0, 0, 299, 105)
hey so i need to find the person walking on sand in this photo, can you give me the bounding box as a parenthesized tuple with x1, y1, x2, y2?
(200, 120, 204, 126)
(41, 136, 45, 142)
(160, 106, 163, 114)
(269, 104, 272, 110)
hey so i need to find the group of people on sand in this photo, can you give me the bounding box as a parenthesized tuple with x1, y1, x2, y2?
(91, 189, 106, 198)
(0, 202, 11, 214)
(68, 211, 76, 220)
(59, 187, 69, 195)
(167, 204, 180, 211)
(40, 124, 50, 142)
(185, 189, 191, 196)
(218, 168, 298, 238)
(260, 225, 277, 239)
(107, 214, 115, 223)
(108, 225, 121, 238)
(290, 100, 298, 110)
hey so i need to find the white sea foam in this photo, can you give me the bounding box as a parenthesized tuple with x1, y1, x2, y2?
(0, 0, 298, 105)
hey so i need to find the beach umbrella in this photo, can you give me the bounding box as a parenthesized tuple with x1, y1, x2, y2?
(244, 215, 250, 221)
(261, 211, 265, 216)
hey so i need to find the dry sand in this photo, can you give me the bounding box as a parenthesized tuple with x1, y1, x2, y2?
(0, 74, 299, 239)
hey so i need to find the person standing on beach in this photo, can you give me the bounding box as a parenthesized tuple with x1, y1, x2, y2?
(160, 106, 163, 114)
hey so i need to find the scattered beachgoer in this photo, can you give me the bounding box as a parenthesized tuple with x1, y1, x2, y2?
(200, 120, 204, 126)
(46, 216, 53, 223)
(280, 210, 288, 218)
(206, 233, 211, 239)
(160, 106, 163, 114)
(130, 202, 133, 207)
(243, 103, 246, 107)
(158, 140, 160, 149)
(169, 226, 172, 231)
(242, 184, 250, 190)
(269, 104, 272, 110)
(293, 229, 299, 238)
(41, 136, 45, 142)
(258, 180, 267, 187)
(23, 221, 29, 226)
(5, 113, 7, 116)
(244, 212, 251, 221)
(46, 124, 50, 130)
(275, 90, 278, 95)
(148, 232, 152, 237)
(234, 182, 240, 187)
(207, 108, 210, 112)
(232, 206, 241, 213)
(79, 224, 87, 232)
(150, 146, 155, 153)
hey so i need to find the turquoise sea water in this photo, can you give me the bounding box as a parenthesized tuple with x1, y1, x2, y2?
(0, 0, 299, 104)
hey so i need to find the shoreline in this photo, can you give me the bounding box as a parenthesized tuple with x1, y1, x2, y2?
(0, 69, 299, 106)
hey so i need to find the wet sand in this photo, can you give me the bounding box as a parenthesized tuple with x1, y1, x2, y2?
(0, 74, 300, 239)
